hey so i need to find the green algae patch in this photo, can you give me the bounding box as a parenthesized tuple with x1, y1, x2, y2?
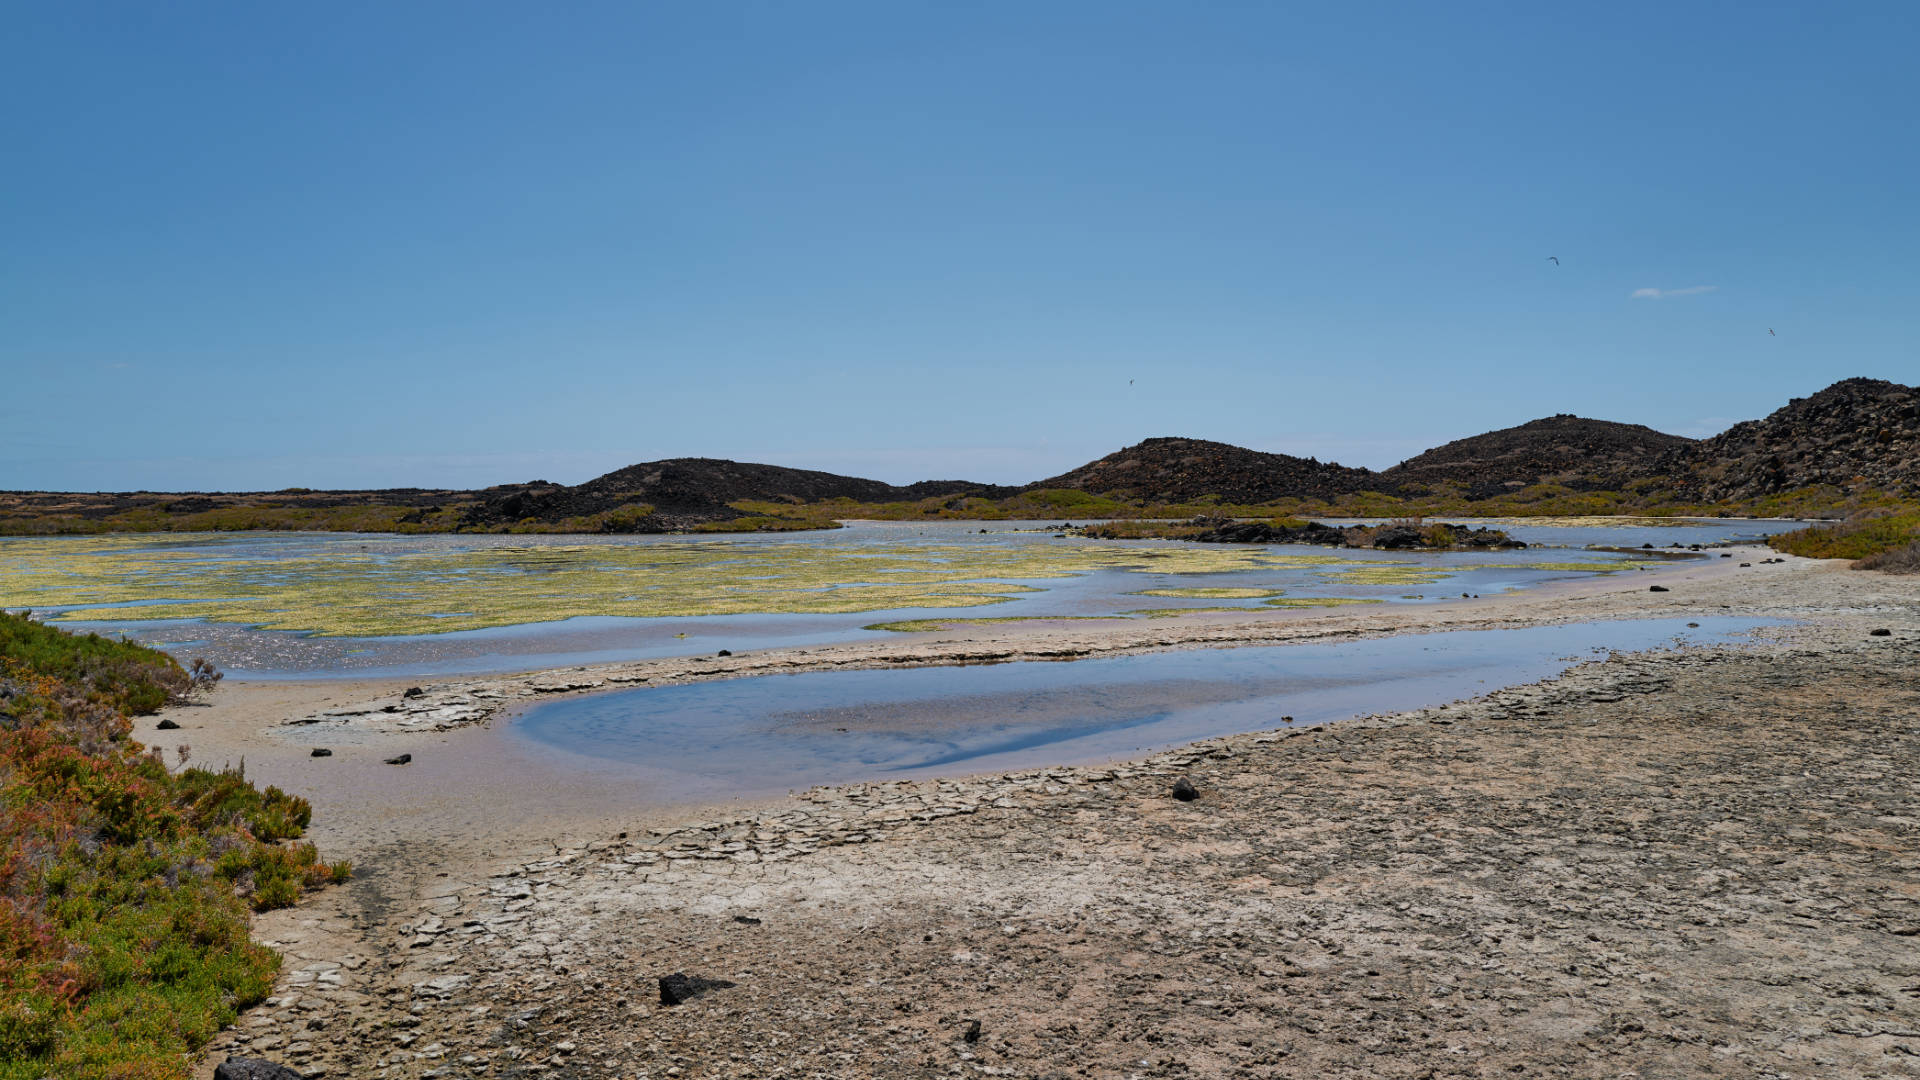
(1118, 606, 1265, 619)
(1128, 587, 1284, 599)
(1321, 564, 1453, 586)
(1262, 596, 1385, 608)
(863, 615, 1127, 633)
(0, 535, 1346, 638)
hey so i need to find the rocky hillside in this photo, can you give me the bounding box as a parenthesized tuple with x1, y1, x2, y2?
(1381, 415, 1696, 499)
(1670, 377, 1920, 501)
(462, 458, 1016, 529)
(1028, 437, 1374, 504)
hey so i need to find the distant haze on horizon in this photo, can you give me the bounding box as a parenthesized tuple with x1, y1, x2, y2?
(3, 3, 1914, 492)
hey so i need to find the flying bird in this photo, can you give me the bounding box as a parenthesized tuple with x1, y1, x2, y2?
(1547, 256, 1559, 265)
(1769, 329, 1776, 336)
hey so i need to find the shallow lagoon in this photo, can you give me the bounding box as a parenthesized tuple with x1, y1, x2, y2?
(512, 617, 1780, 801)
(0, 519, 1802, 679)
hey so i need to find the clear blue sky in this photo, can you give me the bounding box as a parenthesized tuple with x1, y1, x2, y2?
(3, 2, 1915, 491)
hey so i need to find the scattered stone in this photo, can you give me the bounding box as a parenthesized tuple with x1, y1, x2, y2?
(732, 915, 762, 925)
(1871, 628, 1892, 636)
(403, 686, 425, 698)
(157, 718, 180, 730)
(659, 973, 735, 1005)
(385, 753, 412, 766)
(1171, 777, 1200, 801)
(214, 1059, 305, 1080)
(963, 1019, 982, 1044)
(717, 650, 732, 657)
(310, 748, 333, 757)
(1649, 585, 1670, 592)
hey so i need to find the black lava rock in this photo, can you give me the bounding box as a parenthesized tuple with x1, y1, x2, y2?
(214, 1059, 305, 1080)
(717, 649, 732, 657)
(659, 972, 735, 1005)
(402, 686, 425, 698)
(1871, 628, 1893, 636)
(1171, 777, 1200, 802)
(1649, 585, 1670, 592)
(384, 753, 412, 765)
(310, 747, 332, 757)
(157, 718, 181, 730)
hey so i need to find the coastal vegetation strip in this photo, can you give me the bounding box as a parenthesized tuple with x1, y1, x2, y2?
(1769, 510, 1920, 568)
(0, 613, 347, 1079)
(1, 483, 1890, 538)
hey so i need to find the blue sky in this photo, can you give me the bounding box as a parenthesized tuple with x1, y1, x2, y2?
(3, 2, 1915, 490)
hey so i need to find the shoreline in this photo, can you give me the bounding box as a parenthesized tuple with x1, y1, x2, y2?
(161, 544, 1778, 862)
(174, 545, 1920, 1078)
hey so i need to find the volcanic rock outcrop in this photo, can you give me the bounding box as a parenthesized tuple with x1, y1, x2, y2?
(1381, 415, 1695, 499)
(1028, 437, 1374, 504)
(1665, 377, 1920, 501)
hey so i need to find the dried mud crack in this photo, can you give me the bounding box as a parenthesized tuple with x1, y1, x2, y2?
(212, 613, 1920, 1079)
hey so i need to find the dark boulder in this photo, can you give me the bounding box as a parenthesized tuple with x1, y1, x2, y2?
(214, 1059, 305, 1080)
(1649, 585, 1670, 592)
(310, 747, 332, 757)
(1370, 525, 1427, 550)
(403, 686, 425, 698)
(659, 972, 736, 1005)
(157, 718, 181, 730)
(1190, 520, 1349, 546)
(385, 753, 412, 765)
(1171, 777, 1200, 801)
(1871, 628, 1893, 636)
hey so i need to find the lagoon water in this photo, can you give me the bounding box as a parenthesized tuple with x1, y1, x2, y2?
(510, 617, 1779, 801)
(4, 519, 1803, 679)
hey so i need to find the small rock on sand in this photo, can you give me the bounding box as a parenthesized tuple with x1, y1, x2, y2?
(659, 972, 735, 1005)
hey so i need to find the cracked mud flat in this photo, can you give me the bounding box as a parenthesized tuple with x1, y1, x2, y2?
(185, 552, 1920, 1079)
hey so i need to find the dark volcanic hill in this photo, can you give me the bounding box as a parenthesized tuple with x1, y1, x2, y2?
(1668, 378, 1920, 501)
(1381, 415, 1696, 499)
(1028, 437, 1374, 504)
(462, 458, 1017, 529)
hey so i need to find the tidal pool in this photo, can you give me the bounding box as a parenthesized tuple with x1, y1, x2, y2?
(511, 617, 1778, 802)
(1, 519, 1801, 678)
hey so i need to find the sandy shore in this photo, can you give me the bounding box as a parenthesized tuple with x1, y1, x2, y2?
(181, 547, 1920, 1078)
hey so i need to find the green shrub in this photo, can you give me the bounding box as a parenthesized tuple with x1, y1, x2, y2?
(0, 614, 344, 1079)
(1769, 510, 1920, 560)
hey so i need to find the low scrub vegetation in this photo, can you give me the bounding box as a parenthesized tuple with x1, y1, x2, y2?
(1855, 540, 1920, 574)
(1768, 510, 1920, 562)
(2, 483, 1910, 539)
(0, 611, 347, 1079)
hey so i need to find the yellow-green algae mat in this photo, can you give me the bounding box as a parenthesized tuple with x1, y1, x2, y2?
(0, 536, 1375, 637)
